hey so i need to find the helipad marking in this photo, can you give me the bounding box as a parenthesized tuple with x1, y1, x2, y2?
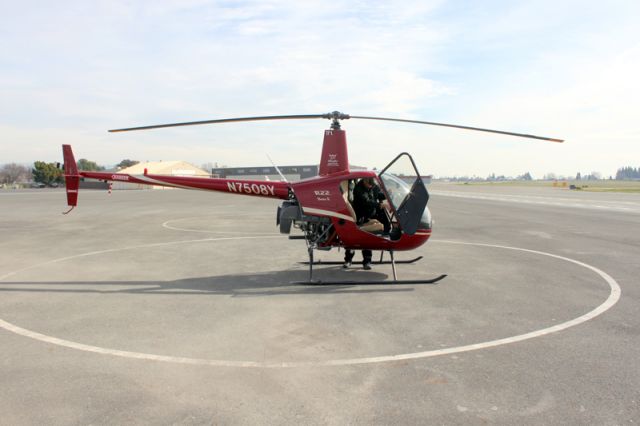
(0, 236, 283, 281)
(162, 216, 280, 235)
(0, 240, 621, 368)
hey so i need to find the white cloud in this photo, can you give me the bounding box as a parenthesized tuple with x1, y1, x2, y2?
(1, 1, 638, 179)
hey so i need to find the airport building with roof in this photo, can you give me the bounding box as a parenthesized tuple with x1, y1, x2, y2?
(211, 164, 368, 181)
(211, 165, 319, 182)
(113, 161, 209, 189)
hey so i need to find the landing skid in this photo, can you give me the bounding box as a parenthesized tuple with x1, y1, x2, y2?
(294, 275, 447, 286)
(297, 249, 446, 286)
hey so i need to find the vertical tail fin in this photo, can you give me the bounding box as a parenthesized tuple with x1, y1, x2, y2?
(62, 144, 80, 212)
(319, 129, 349, 176)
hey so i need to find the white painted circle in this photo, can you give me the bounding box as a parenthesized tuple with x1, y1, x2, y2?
(162, 215, 280, 235)
(0, 239, 621, 368)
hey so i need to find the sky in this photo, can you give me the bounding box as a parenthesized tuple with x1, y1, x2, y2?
(1, 0, 639, 178)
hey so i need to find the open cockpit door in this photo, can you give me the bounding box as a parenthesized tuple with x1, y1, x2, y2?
(378, 153, 431, 235)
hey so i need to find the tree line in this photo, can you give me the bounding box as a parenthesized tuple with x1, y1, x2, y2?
(615, 166, 640, 180)
(3, 161, 640, 186)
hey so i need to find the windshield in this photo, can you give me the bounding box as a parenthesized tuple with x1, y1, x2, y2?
(379, 173, 411, 211)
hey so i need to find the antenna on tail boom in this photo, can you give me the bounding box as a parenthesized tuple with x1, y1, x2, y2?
(266, 153, 289, 183)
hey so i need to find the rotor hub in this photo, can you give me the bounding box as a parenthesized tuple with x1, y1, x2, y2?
(323, 111, 350, 129)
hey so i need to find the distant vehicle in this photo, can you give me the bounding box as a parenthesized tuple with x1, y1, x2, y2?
(30, 182, 46, 188)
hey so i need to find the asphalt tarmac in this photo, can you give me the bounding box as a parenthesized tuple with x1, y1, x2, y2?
(0, 183, 638, 424)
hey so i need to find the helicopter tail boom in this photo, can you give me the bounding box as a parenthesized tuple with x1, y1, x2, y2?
(78, 170, 291, 199)
(60, 145, 291, 212)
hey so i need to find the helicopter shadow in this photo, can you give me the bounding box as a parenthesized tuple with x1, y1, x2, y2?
(0, 267, 442, 297)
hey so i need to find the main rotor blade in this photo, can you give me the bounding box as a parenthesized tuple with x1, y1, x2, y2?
(109, 111, 563, 142)
(350, 115, 564, 142)
(108, 114, 328, 133)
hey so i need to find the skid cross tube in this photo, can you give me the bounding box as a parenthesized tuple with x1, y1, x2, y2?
(299, 256, 423, 266)
(390, 250, 398, 280)
(308, 247, 314, 282)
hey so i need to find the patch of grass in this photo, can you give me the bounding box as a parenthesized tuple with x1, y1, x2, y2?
(446, 180, 640, 193)
(578, 187, 640, 193)
(565, 181, 640, 193)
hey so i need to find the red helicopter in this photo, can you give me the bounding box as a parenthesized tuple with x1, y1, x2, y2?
(61, 111, 563, 284)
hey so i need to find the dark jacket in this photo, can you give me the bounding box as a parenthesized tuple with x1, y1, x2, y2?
(352, 180, 384, 223)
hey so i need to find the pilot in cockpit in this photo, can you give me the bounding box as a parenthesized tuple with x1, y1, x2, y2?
(343, 177, 390, 269)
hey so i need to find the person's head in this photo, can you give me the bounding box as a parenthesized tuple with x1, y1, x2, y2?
(362, 177, 374, 188)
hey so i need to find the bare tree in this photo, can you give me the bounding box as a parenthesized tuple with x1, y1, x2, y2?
(0, 163, 31, 184)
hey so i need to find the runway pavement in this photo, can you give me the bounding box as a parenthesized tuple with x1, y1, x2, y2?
(0, 184, 638, 424)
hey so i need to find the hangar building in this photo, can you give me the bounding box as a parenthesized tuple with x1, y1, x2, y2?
(114, 161, 209, 189)
(211, 165, 319, 182)
(211, 164, 368, 181)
